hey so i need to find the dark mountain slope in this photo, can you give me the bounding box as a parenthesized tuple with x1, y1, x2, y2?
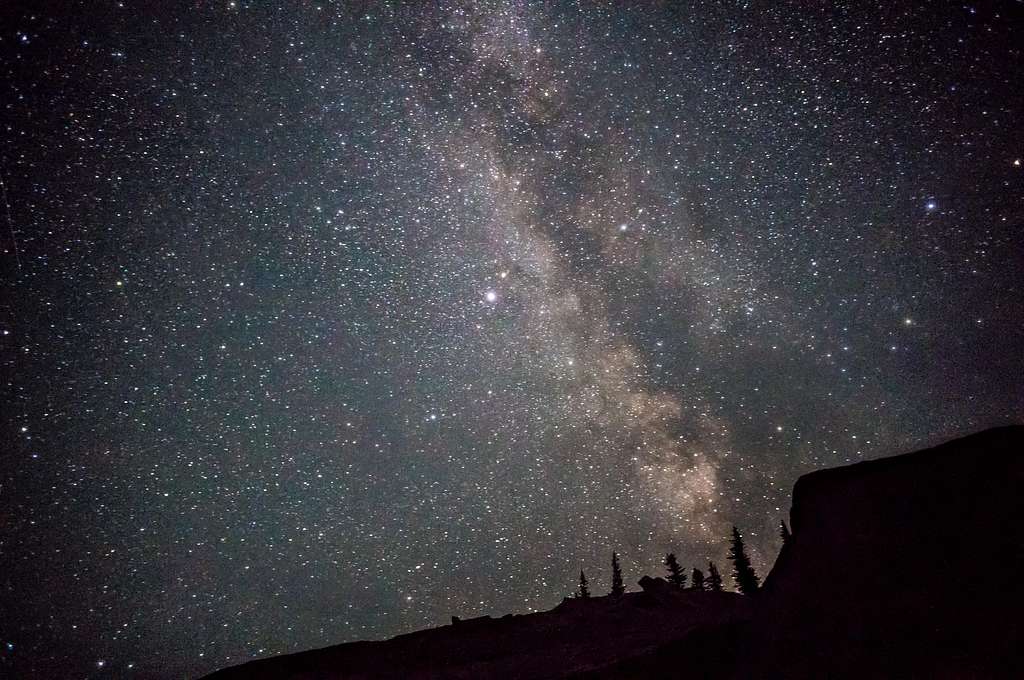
(203, 588, 750, 680)
(204, 426, 1024, 679)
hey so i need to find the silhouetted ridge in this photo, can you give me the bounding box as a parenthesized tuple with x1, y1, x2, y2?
(203, 426, 1024, 679)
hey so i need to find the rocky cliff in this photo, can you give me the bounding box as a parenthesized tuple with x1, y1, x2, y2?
(744, 424, 1024, 678)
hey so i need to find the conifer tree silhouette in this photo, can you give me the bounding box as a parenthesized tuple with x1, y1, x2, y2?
(780, 519, 792, 545)
(728, 526, 760, 595)
(691, 567, 706, 591)
(578, 570, 590, 598)
(664, 552, 686, 588)
(610, 552, 625, 597)
(707, 561, 724, 592)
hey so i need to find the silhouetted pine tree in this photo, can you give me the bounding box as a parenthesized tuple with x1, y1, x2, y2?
(728, 526, 760, 594)
(610, 552, 625, 597)
(707, 561, 724, 592)
(664, 553, 686, 588)
(691, 567, 706, 591)
(578, 570, 590, 598)
(780, 520, 792, 545)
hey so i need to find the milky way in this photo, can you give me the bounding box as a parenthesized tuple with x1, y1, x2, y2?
(2, 2, 1022, 677)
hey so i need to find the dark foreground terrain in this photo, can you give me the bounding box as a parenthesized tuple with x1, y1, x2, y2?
(205, 426, 1024, 679)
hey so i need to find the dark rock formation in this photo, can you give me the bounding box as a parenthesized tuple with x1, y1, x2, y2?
(637, 575, 672, 595)
(744, 424, 1024, 678)
(204, 426, 1024, 679)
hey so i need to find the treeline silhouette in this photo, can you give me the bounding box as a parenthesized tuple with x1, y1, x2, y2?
(576, 525, 760, 598)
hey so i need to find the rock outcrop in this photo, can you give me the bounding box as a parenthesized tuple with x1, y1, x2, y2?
(744, 424, 1024, 678)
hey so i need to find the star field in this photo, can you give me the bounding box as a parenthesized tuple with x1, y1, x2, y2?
(2, 2, 1023, 677)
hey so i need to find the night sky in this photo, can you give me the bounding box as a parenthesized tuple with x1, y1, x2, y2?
(2, 1, 1023, 677)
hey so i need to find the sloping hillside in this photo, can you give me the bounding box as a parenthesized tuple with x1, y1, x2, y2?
(205, 426, 1024, 679)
